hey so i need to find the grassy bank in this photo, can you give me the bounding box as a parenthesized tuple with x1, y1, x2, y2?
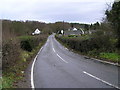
(55, 35, 120, 64)
(2, 35, 48, 88)
(99, 53, 120, 62)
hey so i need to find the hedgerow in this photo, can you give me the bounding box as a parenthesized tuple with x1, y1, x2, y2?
(55, 35, 116, 54)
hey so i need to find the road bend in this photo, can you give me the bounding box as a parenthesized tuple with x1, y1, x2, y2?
(33, 34, 119, 88)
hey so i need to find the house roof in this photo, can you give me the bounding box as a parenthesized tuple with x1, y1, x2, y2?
(73, 28, 77, 31)
(33, 28, 41, 34)
(64, 30, 82, 35)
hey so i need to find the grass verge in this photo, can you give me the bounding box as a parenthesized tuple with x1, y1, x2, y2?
(99, 53, 120, 63)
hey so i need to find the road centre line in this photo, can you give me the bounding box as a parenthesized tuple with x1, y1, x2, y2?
(31, 36, 67, 88)
(52, 42, 68, 64)
(51, 38, 67, 63)
(83, 71, 120, 89)
(56, 53, 68, 63)
(53, 36, 119, 88)
(52, 39, 119, 88)
(53, 48, 56, 52)
(31, 36, 119, 88)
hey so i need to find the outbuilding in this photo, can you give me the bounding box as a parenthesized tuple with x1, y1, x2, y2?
(32, 28, 41, 35)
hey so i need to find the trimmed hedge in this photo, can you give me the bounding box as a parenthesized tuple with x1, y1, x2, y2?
(55, 35, 115, 54)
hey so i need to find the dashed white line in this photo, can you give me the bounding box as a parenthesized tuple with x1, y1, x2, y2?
(56, 53, 68, 63)
(83, 71, 120, 89)
(53, 48, 56, 52)
(52, 39, 68, 63)
(52, 47, 68, 63)
(31, 46, 43, 89)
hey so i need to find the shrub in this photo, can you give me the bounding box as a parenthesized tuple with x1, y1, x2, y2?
(68, 35, 78, 37)
(19, 35, 47, 52)
(20, 40, 32, 52)
(2, 39, 21, 70)
(55, 34, 116, 54)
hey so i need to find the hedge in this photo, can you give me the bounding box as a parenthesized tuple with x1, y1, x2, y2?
(55, 35, 115, 54)
(2, 35, 47, 70)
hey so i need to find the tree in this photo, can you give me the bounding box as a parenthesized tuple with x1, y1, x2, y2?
(105, 1, 120, 49)
(84, 24, 89, 31)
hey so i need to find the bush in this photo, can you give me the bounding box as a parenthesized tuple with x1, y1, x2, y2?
(20, 36, 34, 52)
(2, 39, 21, 70)
(19, 35, 47, 52)
(2, 34, 47, 70)
(68, 35, 78, 37)
(21, 40, 32, 52)
(55, 34, 116, 54)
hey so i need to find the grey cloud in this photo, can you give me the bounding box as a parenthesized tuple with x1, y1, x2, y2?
(0, 0, 113, 23)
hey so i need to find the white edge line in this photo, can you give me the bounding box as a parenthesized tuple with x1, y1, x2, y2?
(31, 46, 43, 89)
(91, 58, 119, 66)
(56, 53, 68, 63)
(83, 71, 120, 89)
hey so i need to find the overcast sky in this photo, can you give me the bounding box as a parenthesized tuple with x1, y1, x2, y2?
(0, 0, 114, 24)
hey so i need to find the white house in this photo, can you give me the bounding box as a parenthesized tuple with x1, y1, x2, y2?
(32, 28, 41, 35)
(61, 30, 64, 34)
(73, 28, 77, 31)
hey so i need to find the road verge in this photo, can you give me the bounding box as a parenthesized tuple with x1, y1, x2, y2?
(55, 35, 120, 67)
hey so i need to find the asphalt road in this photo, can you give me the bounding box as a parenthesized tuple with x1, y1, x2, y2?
(33, 34, 119, 88)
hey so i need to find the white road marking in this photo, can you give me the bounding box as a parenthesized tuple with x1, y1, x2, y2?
(83, 71, 120, 89)
(54, 35, 119, 66)
(47, 39, 49, 43)
(53, 48, 56, 52)
(31, 46, 43, 89)
(52, 37, 68, 63)
(56, 53, 68, 63)
(65, 47, 68, 50)
(91, 58, 119, 66)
